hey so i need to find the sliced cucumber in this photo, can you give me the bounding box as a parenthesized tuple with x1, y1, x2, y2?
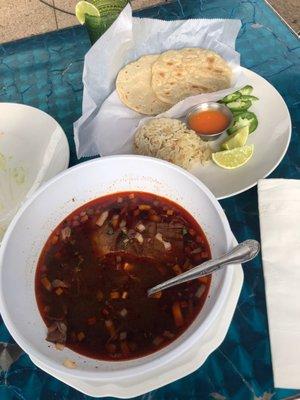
(240, 95, 259, 101)
(227, 111, 258, 135)
(238, 85, 253, 96)
(226, 99, 252, 111)
(220, 91, 241, 103)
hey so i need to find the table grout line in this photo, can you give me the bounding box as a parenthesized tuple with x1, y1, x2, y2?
(51, 0, 59, 30)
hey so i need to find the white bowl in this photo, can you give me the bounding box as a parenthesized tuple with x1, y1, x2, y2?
(0, 103, 69, 240)
(0, 155, 235, 382)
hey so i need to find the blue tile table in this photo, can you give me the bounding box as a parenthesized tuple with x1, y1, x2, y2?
(0, 1, 299, 399)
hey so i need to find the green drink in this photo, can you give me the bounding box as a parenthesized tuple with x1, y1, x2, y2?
(85, 13, 120, 44)
(81, 0, 129, 44)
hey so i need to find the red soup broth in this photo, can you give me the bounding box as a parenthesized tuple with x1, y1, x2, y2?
(35, 192, 211, 361)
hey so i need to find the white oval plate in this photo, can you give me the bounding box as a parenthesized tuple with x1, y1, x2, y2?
(190, 67, 291, 199)
(0, 103, 69, 238)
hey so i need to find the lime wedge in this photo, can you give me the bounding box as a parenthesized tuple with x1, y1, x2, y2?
(76, 1, 100, 25)
(221, 126, 249, 150)
(212, 145, 254, 169)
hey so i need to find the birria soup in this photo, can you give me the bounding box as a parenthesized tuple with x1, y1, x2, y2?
(35, 192, 211, 361)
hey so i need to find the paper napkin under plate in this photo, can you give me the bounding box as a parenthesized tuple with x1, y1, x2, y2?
(258, 178, 300, 389)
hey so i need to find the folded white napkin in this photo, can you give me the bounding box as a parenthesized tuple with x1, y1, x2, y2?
(258, 179, 300, 389)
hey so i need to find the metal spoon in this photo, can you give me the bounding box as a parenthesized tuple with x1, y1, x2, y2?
(147, 239, 260, 297)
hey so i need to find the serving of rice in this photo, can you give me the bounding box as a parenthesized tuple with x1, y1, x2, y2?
(134, 118, 211, 170)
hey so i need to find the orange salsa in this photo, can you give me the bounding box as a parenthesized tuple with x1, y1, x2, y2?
(188, 110, 229, 135)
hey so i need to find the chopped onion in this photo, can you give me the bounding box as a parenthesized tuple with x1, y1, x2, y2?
(52, 279, 69, 288)
(120, 332, 127, 340)
(191, 247, 202, 254)
(155, 233, 163, 242)
(155, 233, 171, 251)
(111, 214, 119, 228)
(136, 223, 145, 232)
(135, 232, 144, 244)
(120, 308, 128, 317)
(195, 285, 206, 298)
(105, 319, 116, 337)
(61, 227, 71, 241)
(164, 241, 172, 251)
(96, 211, 109, 227)
(119, 219, 126, 228)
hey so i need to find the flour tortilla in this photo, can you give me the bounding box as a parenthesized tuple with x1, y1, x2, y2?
(116, 54, 170, 115)
(151, 48, 232, 105)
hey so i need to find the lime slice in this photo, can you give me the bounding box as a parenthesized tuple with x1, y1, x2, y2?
(212, 145, 254, 169)
(75, 1, 100, 25)
(221, 126, 249, 150)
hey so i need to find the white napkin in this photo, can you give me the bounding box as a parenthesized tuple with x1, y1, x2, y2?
(258, 179, 300, 389)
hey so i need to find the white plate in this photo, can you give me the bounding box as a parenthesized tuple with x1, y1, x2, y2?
(0, 103, 69, 239)
(191, 67, 291, 199)
(29, 236, 242, 398)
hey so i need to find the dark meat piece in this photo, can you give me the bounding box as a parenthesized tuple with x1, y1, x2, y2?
(46, 321, 67, 344)
(156, 222, 183, 240)
(92, 221, 184, 264)
(92, 222, 121, 259)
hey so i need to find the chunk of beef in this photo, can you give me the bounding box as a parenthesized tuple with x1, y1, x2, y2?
(92, 221, 184, 264)
(92, 222, 120, 259)
(46, 321, 67, 344)
(156, 222, 184, 240)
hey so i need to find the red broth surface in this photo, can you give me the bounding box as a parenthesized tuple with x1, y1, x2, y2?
(35, 192, 211, 361)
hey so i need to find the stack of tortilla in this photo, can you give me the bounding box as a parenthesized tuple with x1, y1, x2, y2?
(116, 48, 232, 115)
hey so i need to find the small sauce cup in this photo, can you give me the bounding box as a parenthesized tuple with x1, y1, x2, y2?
(186, 102, 233, 141)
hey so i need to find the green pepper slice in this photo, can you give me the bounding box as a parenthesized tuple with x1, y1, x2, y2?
(227, 111, 258, 135)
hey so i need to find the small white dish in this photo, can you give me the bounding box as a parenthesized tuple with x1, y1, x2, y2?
(0, 155, 240, 388)
(0, 103, 69, 239)
(29, 237, 243, 398)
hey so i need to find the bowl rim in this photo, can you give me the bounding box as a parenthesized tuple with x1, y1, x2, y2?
(0, 155, 234, 381)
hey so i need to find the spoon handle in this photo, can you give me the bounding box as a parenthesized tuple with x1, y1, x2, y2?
(147, 239, 260, 296)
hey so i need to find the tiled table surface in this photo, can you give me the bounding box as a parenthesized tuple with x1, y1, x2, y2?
(0, 0, 174, 43)
(0, 0, 299, 399)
